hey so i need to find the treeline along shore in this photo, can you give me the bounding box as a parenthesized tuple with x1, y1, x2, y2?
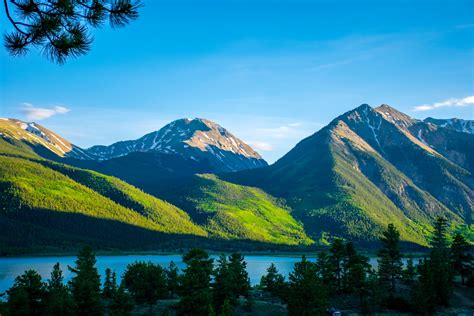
(1, 218, 472, 315)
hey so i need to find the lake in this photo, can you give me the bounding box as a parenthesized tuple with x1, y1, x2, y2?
(0, 254, 393, 295)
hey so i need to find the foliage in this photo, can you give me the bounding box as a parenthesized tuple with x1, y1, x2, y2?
(165, 261, 179, 297)
(177, 248, 214, 316)
(68, 246, 103, 316)
(260, 263, 288, 301)
(377, 224, 403, 294)
(3, 0, 142, 63)
(45, 263, 73, 315)
(5, 269, 47, 316)
(102, 268, 117, 299)
(287, 256, 327, 316)
(450, 232, 472, 285)
(122, 261, 167, 306)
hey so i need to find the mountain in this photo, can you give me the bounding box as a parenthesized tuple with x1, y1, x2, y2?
(0, 118, 92, 159)
(224, 104, 473, 245)
(424, 117, 474, 134)
(0, 122, 311, 254)
(81, 118, 267, 172)
(157, 173, 313, 246)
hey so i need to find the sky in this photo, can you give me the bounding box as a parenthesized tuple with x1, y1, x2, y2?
(1, 0, 473, 163)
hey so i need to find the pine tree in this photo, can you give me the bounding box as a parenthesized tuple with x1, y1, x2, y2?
(166, 261, 179, 298)
(228, 252, 251, 299)
(6, 269, 47, 316)
(177, 248, 214, 316)
(45, 263, 73, 315)
(402, 256, 416, 284)
(260, 263, 287, 301)
(68, 246, 103, 316)
(429, 217, 453, 306)
(213, 254, 233, 312)
(450, 232, 472, 285)
(109, 285, 133, 316)
(315, 251, 335, 291)
(411, 258, 436, 314)
(122, 261, 167, 306)
(3, 0, 142, 63)
(102, 268, 117, 299)
(377, 224, 403, 295)
(287, 256, 327, 316)
(329, 238, 345, 292)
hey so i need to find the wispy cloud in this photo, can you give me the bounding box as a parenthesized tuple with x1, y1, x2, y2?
(22, 103, 70, 120)
(247, 141, 273, 151)
(413, 96, 474, 111)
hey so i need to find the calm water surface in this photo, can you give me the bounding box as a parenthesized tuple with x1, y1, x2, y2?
(0, 255, 388, 294)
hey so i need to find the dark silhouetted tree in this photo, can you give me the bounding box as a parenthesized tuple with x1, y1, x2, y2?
(260, 263, 287, 301)
(166, 261, 179, 298)
(6, 269, 47, 316)
(68, 246, 103, 316)
(177, 248, 214, 316)
(402, 256, 416, 284)
(287, 256, 327, 316)
(377, 224, 403, 295)
(228, 252, 250, 299)
(213, 254, 233, 312)
(329, 238, 345, 292)
(109, 285, 133, 316)
(430, 217, 453, 306)
(122, 261, 167, 307)
(45, 263, 73, 315)
(315, 251, 335, 291)
(102, 268, 117, 299)
(451, 232, 472, 285)
(3, 0, 142, 63)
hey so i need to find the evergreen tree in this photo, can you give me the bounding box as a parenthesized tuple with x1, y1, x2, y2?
(329, 238, 345, 292)
(102, 268, 117, 299)
(287, 256, 327, 316)
(429, 217, 453, 306)
(122, 261, 167, 306)
(3, 0, 142, 63)
(177, 248, 214, 316)
(45, 263, 73, 315)
(109, 285, 133, 316)
(228, 252, 251, 299)
(68, 246, 103, 316)
(213, 254, 234, 312)
(260, 263, 287, 301)
(166, 261, 179, 298)
(450, 232, 472, 285)
(6, 269, 47, 316)
(315, 251, 335, 290)
(411, 258, 436, 314)
(221, 299, 233, 316)
(402, 256, 416, 284)
(377, 224, 403, 295)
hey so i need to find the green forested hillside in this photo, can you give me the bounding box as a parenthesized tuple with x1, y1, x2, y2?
(157, 174, 313, 245)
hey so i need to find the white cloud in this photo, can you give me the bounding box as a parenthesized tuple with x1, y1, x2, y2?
(413, 96, 474, 112)
(247, 141, 273, 151)
(256, 122, 315, 139)
(22, 103, 71, 120)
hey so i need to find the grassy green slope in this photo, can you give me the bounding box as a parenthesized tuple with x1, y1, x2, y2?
(0, 155, 206, 236)
(161, 174, 313, 245)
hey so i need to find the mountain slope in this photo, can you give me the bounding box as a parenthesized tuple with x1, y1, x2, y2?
(0, 136, 211, 253)
(424, 117, 474, 134)
(224, 104, 472, 245)
(0, 133, 312, 252)
(157, 174, 313, 246)
(83, 118, 267, 172)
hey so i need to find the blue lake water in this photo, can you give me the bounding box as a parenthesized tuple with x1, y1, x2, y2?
(0, 255, 389, 295)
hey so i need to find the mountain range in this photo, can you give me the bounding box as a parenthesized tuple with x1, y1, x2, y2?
(0, 105, 472, 253)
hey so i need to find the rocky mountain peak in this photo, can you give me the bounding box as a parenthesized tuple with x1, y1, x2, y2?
(375, 104, 419, 129)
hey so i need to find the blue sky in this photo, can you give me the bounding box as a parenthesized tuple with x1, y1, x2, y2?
(1, 0, 473, 163)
